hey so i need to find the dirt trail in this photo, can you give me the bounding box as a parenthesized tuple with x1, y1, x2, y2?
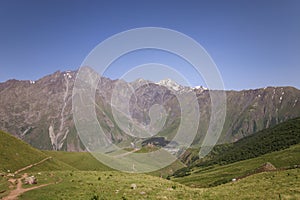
(3, 157, 53, 200)
(3, 173, 51, 200)
(13, 157, 52, 175)
(113, 148, 140, 158)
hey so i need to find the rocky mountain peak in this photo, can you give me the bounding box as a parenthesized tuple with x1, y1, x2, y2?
(156, 78, 184, 91)
(0, 70, 300, 152)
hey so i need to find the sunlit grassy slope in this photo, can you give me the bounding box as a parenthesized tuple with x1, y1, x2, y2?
(19, 171, 203, 200)
(0, 130, 75, 173)
(16, 168, 300, 200)
(202, 117, 300, 166)
(173, 143, 300, 188)
(201, 168, 300, 200)
(1, 125, 300, 199)
(44, 147, 185, 177)
(43, 151, 112, 171)
(181, 117, 300, 168)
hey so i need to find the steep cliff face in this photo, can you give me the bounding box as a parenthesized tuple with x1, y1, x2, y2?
(0, 70, 299, 151)
(220, 87, 300, 142)
(0, 71, 77, 150)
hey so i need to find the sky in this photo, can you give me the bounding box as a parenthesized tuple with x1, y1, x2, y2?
(0, 0, 299, 90)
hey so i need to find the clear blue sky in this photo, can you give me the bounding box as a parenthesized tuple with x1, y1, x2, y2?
(0, 0, 299, 90)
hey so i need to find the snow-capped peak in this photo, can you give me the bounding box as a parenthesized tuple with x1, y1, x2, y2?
(156, 78, 183, 91)
(193, 85, 208, 90)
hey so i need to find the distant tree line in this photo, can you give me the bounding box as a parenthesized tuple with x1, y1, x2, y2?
(197, 117, 300, 167)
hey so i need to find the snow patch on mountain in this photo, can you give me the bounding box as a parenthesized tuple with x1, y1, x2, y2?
(156, 79, 183, 91)
(294, 99, 298, 107)
(64, 71, 72, 79)
(193, 85, 208, 90)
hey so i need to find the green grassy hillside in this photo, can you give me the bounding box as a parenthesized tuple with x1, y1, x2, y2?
(149, 159, 186, 178)
(1, 126, 300, 199)
(179, 117, 300, 169)
(173, 143, 300, 187)
(19, 171, 203, 200)
(0, 130, 75, 173)
(198, 117, 300, 167)
(44, 147, 185, 177)
(11, 167, 300, 200)
(44, 151, 112, 171)
(201, 168, 300, 199)
(133, 146, 186, 177)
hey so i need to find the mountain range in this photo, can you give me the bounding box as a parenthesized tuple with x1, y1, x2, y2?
(0, 69, 300, 151)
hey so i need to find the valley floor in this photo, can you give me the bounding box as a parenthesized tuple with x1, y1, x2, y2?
(0, 168, 299, 200)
